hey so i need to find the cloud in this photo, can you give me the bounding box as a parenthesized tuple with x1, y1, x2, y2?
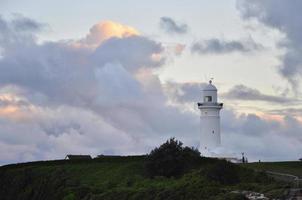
(222, 84, 298, 104)
(0, 15, 43, 50)
(0, 25, 163, 106)
(78, 21, 139, 48)
(0, 15, 301, 165)
(0, 105, 140, 165)
(237, 0, 302, 92)
(191, 38, 262, 54)
(221, 109, 302, 161)
(0, 16, 200, 165)
(159, 17, 188, 34)
(11, 14, 46, 32)
(0, 94, 28, 108)
(267, 108, 302, 118)
(164, 82, 206, 103)
(173, 44, 186, 55)
(92, 36, 164, 72)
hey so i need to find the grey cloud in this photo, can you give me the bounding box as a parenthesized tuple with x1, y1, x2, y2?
(0, 17, 200, 165)
(93, 36, 164, 72)
(0, 36, 163, 106)
(237, 0, 302, 92)
(0, 41, 95, 106)
(164, 82, 206, 103)
(0, 15, 43, 43)
(191, 38, 262, 54)
(11, 14, 45, 32)
(0, 97, 29, 107)
(159, 17, 188, 34)
(222, 111, 278, 137)
(221, 109, 302, 161)
(0, 106, 139, 165)
(164, 82, 299, 105)
(223, 84, 298, 104)
(267, 108, 302, 117)
(42, 122, 82, 137)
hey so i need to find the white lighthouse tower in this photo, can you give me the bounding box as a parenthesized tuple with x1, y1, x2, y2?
(197, 80, 223, 153)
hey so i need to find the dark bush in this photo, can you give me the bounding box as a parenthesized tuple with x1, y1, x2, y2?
(144, 138, 200, 178)
(214, 192, 248, 200)
(203, 160, 240, 185)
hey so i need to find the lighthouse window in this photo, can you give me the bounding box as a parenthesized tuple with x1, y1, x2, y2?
(212, 130, 215, 134)
(204, 96, 212, 102)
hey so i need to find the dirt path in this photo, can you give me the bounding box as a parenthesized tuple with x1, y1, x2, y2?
(264, 171, 302, 199)
(265, 171, 302, 187)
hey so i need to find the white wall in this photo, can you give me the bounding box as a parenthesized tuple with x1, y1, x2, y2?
(199, 108, 221, 151)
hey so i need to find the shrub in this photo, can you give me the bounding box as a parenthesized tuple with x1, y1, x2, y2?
(203, 160, 240, 185)
(62, 193, 76, 200)
(214, 192, 248, 200)
(144, 138, 200, 178)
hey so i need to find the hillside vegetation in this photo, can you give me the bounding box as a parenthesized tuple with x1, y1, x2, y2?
(243, 161, 302, 178)
(0, 156, 288, 200)
(0, 139, 293, 200)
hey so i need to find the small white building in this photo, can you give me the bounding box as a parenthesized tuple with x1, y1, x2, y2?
(197, 80, 223, 153)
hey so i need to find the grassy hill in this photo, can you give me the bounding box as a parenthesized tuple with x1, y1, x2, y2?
(243, 161, 302, 178)
(0, 156, 290, 200)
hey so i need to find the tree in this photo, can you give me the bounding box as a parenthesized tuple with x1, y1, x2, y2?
(144, 138, 201, 178)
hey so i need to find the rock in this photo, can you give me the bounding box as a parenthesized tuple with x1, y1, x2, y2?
(231, 190, 269, 200)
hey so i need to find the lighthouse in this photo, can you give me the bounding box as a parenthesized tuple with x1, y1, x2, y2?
(197, 80, 223, 152)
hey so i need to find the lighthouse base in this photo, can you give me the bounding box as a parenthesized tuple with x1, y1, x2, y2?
(200, 146, 242, 163)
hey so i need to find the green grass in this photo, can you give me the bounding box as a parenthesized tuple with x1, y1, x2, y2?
(0, 157, 290, 200)
(243, 161, 302, 178)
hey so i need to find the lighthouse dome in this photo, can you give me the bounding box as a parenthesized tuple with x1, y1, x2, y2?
(203, 80, 217, 91)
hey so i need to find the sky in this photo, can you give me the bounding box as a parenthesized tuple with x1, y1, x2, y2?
(0, 0, 302, 165)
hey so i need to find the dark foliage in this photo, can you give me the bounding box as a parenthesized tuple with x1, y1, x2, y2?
(144, 138, 201, 178)
(202, 160, 240, 185)
(0, 167, 68, 200)
(0, 155, 288, 200)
